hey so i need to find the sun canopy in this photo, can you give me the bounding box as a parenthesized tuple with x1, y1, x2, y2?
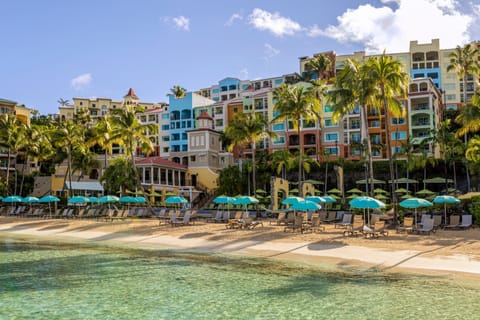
(64, 181, 104, 192)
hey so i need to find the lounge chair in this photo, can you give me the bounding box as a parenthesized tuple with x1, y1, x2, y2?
(396, 217, 414, 233)
(284, 215, 304, 233)
(335, 213, 352, 228)
(432, 215, 442, 230)
(322, 211, 337, 223)
(226, 211, 244, 229)
(344, 218, 364, 237)
(443, 215, 460, 229)
(171, 212, 191, 227)
(207, 210, 224, 223)
(364, 221, 388, 238)
(416, 217, 434, 235)
(458, 215, 473, 229)
(241, 217, 264, 229)
(302, 216, 325, 233)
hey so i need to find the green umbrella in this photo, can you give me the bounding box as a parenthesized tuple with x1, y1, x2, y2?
(304, 179, 323, 185)
(328, 188, 342, 194)
(395, 188, 411, 194)
(389, 178, 418, 184)
(289, 188, 299, 194)
(424, 177, 454, 184)
(347, 188, 363, 194)
(416, 189, 435, 196)
(255, 189, 267, 194)
(375, 194, 388, 200)
(374, 188, 388, 194)
(356, 178, 385, 184)
(346, 194, 359, 200)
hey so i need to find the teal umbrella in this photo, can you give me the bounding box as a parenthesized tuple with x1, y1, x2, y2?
(134, 196, 146, 203)
(165, 196, 188, 204)
(22, 196, 39, 203)
(213, 195, 236, 204)
(349, 196, 386, 226)
(433, 195, 461, 225)
(88, 197, 100, 203)
(291, 200, 321, 211)
(233, 196, 259, 205)
(99, 195, 120, 203)
(68, 196, 90, 205)
(39, 195, 60, 203)
(305, 196, 326, 204)
(400, 197, 433, 227)
(120, 196, 137, 203)
(321, 195, 337, 203)
(3, 195, 22, 203)
(281, 196, 304, 205)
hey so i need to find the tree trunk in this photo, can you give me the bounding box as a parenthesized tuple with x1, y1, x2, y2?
(382, 88, 397, 225)
(297, 118, 303, 197)
(6, 148, 11, 194)
(20, 155, 28, 196)
(67, 146, 73, 198)
(361, 105, 374, 196)
(252, 141, 256, 197)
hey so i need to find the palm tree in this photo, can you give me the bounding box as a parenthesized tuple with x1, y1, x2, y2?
(57, 98, 70, 106)
(87, 115, 115, 180)
(273, 84, 320, 196)
(331, 59, 377, 195)
(110, 104, 157, 200)
(169, 85, 187, 99)
(430, 119, 458, 192)
(100, 156, 137, 195)
(456, 93, 480, 137)
(466, 137, 480, 162)
(225, 112, 274, 196)
(367, 52, 409, 222)
(0, 113, 25, 194)
(271, 150, 294, 180)
(309, 79, 328, 162)
(305, 53, 332, 81)
(51, 120, 82, 197)
(447, 43, 480, 192)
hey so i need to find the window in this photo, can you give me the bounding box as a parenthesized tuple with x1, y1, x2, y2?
(371, 134, 381, 144)
(162, 113, 169, 119)
(351, 133, 361, 143)
(273, 136, 285, 144)
(351, 119, 360, 129)
(392, 147, 402, 155)
(370, 120, 380, 128)
(325, 119, 338, 127)
(427, 72, 439, 79)
(161, 124, 169, 131)
(325, 133, 338, 142)
(392, 131, 407, 140)
(446, 94, 456, 101)
(273, 123, 284, 131)
(392, 117, 406, 125)
(326, 147, 338, 155)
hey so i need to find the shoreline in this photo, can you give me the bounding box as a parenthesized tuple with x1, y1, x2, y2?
(1, 217, 480, 278)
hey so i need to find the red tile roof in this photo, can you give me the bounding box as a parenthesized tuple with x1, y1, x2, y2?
(197, 110, 213, 120)
(135, 156, 187, 169)
(124, 88, 139, 99)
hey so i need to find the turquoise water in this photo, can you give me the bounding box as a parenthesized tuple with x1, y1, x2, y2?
(1, 234, 480, 320)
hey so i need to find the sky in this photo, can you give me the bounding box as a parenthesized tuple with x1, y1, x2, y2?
(1, 0, 479, 115)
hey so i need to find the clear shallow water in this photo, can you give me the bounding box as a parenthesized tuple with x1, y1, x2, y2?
(1, 234, 480, 320)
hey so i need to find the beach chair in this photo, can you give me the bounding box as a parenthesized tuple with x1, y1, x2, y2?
(344, 218, 364, 237)
(207, 210, 224, 223)
(364, 221, 388, 238)
(443, 215, 460, 229)
(458, 215, 472, 229)
(396, 217, 414, 233)
(322, 211, 337, 223)
(171, 212, 191, 227)
(103, 209, 117, 222)
(416, 217, 434, 235)
(335, 213, 352, 229)
(226, 211, 243, 229)
(302, 216, 325, 233)
(241, 217, 264, 229)
(284, 215, 304, 233)
(432, 215, 442, 230)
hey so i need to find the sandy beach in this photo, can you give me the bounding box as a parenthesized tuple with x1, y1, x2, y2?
(1, 216, 480, 277)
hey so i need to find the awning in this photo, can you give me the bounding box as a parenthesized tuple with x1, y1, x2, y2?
(64, 181, 104, 191)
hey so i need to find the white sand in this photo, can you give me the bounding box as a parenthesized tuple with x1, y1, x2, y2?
(1, 217, 480, 277)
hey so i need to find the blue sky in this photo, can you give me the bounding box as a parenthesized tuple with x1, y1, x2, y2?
(1, 0, 479, 115)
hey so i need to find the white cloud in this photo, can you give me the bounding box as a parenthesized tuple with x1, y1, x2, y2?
(264, 43, 280, 62)
(172, 16, 190, 31)
(162, 16, 190, 31)
(71, 73, 92, 91)
(226, 13, 243, 26)
(248, 8, 302, 36)
(239, 68, 249, 80)
(309, 0, 474, 53)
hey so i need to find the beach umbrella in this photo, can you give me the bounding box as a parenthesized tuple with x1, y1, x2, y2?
(134, 196, 147, 203)
(22, 196, 39, 203)
(347, 188, 363, 194)
(394, 188, 411, 194)
(327, 194, 341, 200)
(255, 189, 267, 194)
(2, 195, 22, 203)
(346, 194, 359, 200)
(390, 178, 418, 184)
(213, 195, 236, 204)
(305, 196, 326, 204)
(424, 177, 454, 184)
(349, 196, 385, 226)
(290, 200, 321, 211)
(328, 188, 342, 194)
(39, 195, 60, 216)
(416, 189, 435, 196)
(68, 196, 90, 205)
(282, 196, 304, 205)
(374, 188, 388, 194)
(120, 196, 137, 203)
(433, 195, 461, 225)
(39, 195, 60, 203)
(99, 195, 120, 203)
(400, 194, 413, 199)
(165, 196, 188, 204)
(88, 197, 99, 203)
(304, 179, 323, 185)
(374, 194, 388, 200)
(321, 195, 337, 203)
(355, 178, 385, 185)
(399, 197, 433, 227)
(233, 196, 259, 205)
(289, 188, 299, 194)
(458, 192, 480, 201)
